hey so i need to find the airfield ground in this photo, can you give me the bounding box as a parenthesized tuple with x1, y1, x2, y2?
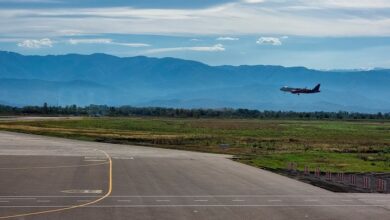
(0, 131, 389, 220)
(0, 117, 388, 173)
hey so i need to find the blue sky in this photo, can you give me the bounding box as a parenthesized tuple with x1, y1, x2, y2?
(1, 0, 390, 69)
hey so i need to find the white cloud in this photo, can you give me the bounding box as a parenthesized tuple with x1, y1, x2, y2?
(256, 37, 282, 46)
(190, 38, 201, 41)
(216, 37, 239, 41)
(146, 44, 225, 53)
(17, 38, 53, 48)
(0, 38, 23, 42)
(68, 38, 150, 47)
(306, 0, 390, 9)
(69, 38, 111, 44)
(2, 1, 390, 38)
(242, 0, 265, 3)
(57, 29, 84, 36)
(118, 42, 150, 47)
(244, 0, 390, 8)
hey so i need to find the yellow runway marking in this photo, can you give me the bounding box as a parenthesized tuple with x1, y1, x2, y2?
(0, 149, 112, 219)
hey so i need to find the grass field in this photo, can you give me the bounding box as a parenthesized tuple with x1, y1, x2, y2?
(0, 117, 389, 172)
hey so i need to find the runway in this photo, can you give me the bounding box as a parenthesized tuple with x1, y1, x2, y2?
(0, 131, 388, 219)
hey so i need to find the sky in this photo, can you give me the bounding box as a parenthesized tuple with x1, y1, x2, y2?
(1, 0, 390, 69)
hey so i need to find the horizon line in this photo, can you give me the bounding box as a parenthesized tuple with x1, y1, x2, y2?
(0, 50, 387, 72)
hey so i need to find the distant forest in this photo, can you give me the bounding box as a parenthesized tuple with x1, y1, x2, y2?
(0, 104, 389, 120)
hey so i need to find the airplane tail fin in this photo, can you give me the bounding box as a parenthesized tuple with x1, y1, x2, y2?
(313, 84, 320, 92)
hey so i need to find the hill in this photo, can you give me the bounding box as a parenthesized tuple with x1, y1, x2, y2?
(0, 51, 389, 112)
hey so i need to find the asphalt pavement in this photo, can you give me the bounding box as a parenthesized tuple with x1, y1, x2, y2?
(0, 131, 388, 219)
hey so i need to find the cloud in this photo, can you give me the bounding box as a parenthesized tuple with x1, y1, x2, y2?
(17, 38, 53, 48)
(57, 29, 84, 36)
(68, 38, 150, 47)
(69, 38, 111, 44)
(118, 42, 150, 47)
(243, 0, 390, 8)
(0, 38, 24, 42)
(2, 1, 390, 38)
(216, 37, 239, 41)
(146, 44, 225, 53)
(256, 37, 282, 46)
(305, 0, 390, 9)
(242, 0, 265, 3)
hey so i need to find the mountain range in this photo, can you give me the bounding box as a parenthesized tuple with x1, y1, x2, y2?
(0, 51, 389, 113)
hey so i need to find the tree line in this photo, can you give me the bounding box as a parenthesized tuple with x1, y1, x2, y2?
(0, 103, 389, 120)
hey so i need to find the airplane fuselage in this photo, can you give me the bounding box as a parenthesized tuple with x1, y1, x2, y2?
(280, 84, 321, 95)
(290, 88, 319, 94)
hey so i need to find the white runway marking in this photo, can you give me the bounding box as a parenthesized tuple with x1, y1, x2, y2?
(61, 189, 103, 194)
(194, 200, 208, 202)
(77, 200, 91, 203)
(112, 157, 134, 160)
(156, 200, 170, 202)
(232, 199, 245, 202)
(117, 200, 132, 203)
(304, 199, 318, 202)
(0, 160, 108, 170)
(84, 160, 106, 162)
(84, 157, 105, 160)
(341, 200, 353, 202)
(268, 200, 282, 202)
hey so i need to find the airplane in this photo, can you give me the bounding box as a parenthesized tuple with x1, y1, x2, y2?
(280, 84, 321, 95)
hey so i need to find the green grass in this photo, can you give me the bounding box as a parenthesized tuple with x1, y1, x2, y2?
(239, 151, 390, 172)
(0, 117, 389, 172)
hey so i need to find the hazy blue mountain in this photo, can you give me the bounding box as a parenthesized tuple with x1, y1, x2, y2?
(0, 79, 124, 106)
(0, 51, 389, 112)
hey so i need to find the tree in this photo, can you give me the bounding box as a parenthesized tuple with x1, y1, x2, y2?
(43, 102, 48, 114)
